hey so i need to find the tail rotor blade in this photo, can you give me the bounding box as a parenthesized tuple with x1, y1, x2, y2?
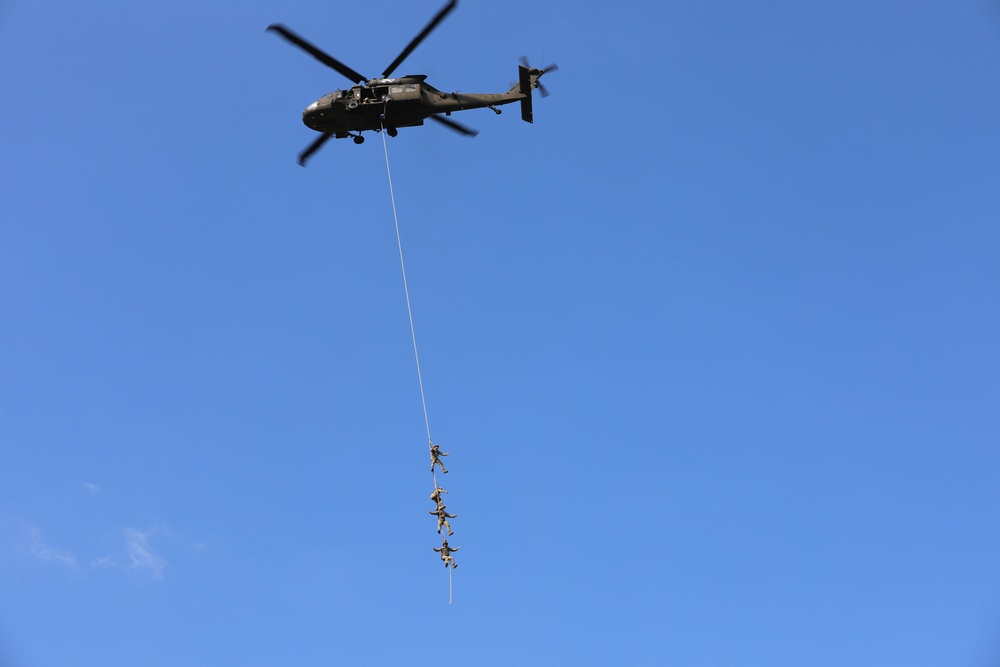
(267, 24, 368, 84)
(429, 114, 479, 137)
(382, 0, 457, 78)
(298, 132, 333, 166)
(520, 56, 558, 95)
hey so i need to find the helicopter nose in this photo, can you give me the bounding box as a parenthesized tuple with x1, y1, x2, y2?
(302, 101, 323, 130)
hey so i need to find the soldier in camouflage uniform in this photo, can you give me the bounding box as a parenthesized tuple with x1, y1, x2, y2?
(429, 505, 457, 536)
(430, 485, 448, 506)
(433, 538, 460, 568)
(429, 443, 449, 474)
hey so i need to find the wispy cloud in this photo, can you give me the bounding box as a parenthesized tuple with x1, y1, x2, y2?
(91, 554, 119, 569)
(21, 526, 77, 568)
(81, 481, 102, 495)
(123, 527, 167, 579)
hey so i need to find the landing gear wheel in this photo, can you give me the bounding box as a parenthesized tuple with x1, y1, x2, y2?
(386, 127, 398, 137)
(353, 135, 365, 144)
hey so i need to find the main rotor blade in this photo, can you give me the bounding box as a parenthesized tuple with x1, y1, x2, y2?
(298, 132, 333, 166)
(267, 24, 367, 84)
(382, 0, 457, 78)
(429, 114, 478, 137)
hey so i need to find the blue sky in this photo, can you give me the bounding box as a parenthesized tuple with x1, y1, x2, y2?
(2, 0, 1000, 664)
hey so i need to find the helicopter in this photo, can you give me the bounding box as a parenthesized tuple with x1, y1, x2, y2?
(267, 0, 556, 165)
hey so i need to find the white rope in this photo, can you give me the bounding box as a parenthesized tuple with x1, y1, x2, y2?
(381, 125, 433, 448)
(381, 123, 457, 604)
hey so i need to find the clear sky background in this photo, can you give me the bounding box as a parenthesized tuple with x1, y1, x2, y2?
(2, 0, 1000, 665)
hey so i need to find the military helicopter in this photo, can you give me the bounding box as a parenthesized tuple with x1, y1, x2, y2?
(267, 0, 556, 165)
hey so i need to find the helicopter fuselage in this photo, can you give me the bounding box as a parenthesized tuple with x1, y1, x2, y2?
(268, 0, 554, 164)
(302, 76, 523, 136)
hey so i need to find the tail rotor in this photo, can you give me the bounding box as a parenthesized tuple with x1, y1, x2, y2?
(519, 56, 559, 97)
(517, 56, 558, 123)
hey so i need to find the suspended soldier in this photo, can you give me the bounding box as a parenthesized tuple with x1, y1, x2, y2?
(429, 443, 449, 474)
(433, 538, 460, 568)
(429, 488, 452, 522)
(429, 505, 457, 536)
(430, 485, 448, 506)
